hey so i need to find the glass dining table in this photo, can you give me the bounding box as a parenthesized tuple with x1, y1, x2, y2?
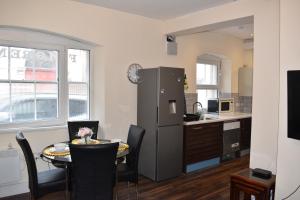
(41, 139, 129, 163)
(40, 139, 129, 199)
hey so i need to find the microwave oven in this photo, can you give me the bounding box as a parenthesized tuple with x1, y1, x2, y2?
(207, 98, 234, 113)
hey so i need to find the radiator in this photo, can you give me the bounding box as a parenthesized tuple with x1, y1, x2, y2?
(0, 148, 21, 185)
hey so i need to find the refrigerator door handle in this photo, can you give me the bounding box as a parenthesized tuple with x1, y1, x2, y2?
(156, 106, 158, 124)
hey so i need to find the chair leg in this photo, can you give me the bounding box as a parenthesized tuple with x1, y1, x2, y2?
(29, 192, 32, 200)
(127, 181, 130, 200)
(114, 186, 118, 200)
(135, 183, 138, 200)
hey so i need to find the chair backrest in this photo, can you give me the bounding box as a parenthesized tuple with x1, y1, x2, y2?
(68, 121, 99, 141)
(16, 132, 38, 198)
(69, 143, 119, 200)
(126, 125, 145, 172)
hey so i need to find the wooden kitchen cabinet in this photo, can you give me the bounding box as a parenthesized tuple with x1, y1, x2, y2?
(240, 117, 252, 150)
(183, 122, 223, 171)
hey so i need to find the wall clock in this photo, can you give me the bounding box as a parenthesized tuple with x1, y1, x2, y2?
(127, 63, 142, 84)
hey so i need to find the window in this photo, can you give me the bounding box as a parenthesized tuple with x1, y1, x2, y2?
(196, 59, 220, 108)
(0, 46, 58, 123)
(68, 49, 89, 120)
(0, 36, 91, 128)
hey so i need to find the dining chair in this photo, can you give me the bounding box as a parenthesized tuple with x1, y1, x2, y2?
(117, 125, 145, 195)
(67, 120, 99, 141)
(16, 132, 66, 200)
(69, 142, 119, 200)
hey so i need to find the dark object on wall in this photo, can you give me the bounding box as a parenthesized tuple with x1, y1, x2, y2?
(166, 35, 177, 55)
(166, 35, 176, 42)
(288, 70, 300, 140)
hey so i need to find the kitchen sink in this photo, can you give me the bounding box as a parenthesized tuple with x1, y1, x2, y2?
(184, 113, 200, 122)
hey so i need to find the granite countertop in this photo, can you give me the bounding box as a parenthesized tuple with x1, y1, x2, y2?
(184, 112, 252, 126)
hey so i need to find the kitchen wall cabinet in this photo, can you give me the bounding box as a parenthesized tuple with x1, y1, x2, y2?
(183, 122, 223, 171)
(240, 117, 252, 150)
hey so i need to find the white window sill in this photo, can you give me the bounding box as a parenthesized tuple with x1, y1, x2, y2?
(0, 125, 67, 134)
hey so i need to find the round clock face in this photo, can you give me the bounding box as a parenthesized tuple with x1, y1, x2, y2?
(127, 63, 142, 84)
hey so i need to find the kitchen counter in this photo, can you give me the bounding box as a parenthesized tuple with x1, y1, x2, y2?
(184, 112, 252, 126)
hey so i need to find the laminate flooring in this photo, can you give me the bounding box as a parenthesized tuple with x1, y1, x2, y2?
(3, 155, 249, 200)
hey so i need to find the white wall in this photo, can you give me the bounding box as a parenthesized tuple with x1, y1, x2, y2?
(276, 0, 300, 199)
(0, 0, 171, 196)
(0, 0, 282, 198)
(243, 49, 253, 68)
(175, 31, 245, 94)
(165, 0, 280, 174)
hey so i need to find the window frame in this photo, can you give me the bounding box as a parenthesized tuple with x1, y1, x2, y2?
(196, 57, 221, 107)
(67, 47, 91, 121)
(0, 39, 92, 131)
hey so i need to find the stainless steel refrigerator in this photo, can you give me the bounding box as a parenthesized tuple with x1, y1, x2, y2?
(138, 67, 184, 181)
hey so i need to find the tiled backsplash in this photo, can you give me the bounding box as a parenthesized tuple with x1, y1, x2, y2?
(219, 92, 252, 113)
(235, 95, 252, 113)
(185, 92, 252, 114)
(184, 93, 197, 113)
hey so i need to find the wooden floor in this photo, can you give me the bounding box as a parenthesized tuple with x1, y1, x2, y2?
(5, 155, 249, 200)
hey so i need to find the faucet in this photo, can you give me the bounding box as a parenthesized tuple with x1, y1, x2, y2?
(193, 102, 203, 114)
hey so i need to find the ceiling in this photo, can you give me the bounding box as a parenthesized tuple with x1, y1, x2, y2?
(72, 0, 237, 20)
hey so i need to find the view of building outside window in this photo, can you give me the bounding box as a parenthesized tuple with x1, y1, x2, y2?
(0, 45, 90, 124)
(0, 46, 58, 123)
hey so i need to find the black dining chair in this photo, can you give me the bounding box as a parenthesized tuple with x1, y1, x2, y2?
(69, 142, 119, 200)
(16, 132, 66, 200)
(117, 125, 145, 194)
(67, 120, 99, 141)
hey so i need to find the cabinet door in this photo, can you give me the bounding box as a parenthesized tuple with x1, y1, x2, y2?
(183, 122, 222, 165)
(240, 118, 252, 150)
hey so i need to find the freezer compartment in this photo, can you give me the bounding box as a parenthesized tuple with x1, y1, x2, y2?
(156, 125, 183, 181)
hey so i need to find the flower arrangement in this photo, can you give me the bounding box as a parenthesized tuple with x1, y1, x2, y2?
(77, 127, 94, 144)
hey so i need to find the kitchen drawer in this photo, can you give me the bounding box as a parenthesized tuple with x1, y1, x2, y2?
(183, 122, 222, 167)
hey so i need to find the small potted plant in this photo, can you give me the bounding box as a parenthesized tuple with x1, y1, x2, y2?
(77, 127, 94, 144)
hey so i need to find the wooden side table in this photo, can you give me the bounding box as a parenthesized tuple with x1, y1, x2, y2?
(230, 168, 276, 200)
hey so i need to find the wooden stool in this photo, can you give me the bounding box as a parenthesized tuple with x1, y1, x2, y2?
(230, 168, 276, 200)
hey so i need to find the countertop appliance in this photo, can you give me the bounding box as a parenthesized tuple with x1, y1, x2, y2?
(219, 98, 234, 113)
(207, 98, 234, 113)
(223, 121, 240, 160)
(138, 67, 184, 181)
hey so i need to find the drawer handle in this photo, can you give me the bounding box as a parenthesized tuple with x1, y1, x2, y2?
(192, 127, 203, 130)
